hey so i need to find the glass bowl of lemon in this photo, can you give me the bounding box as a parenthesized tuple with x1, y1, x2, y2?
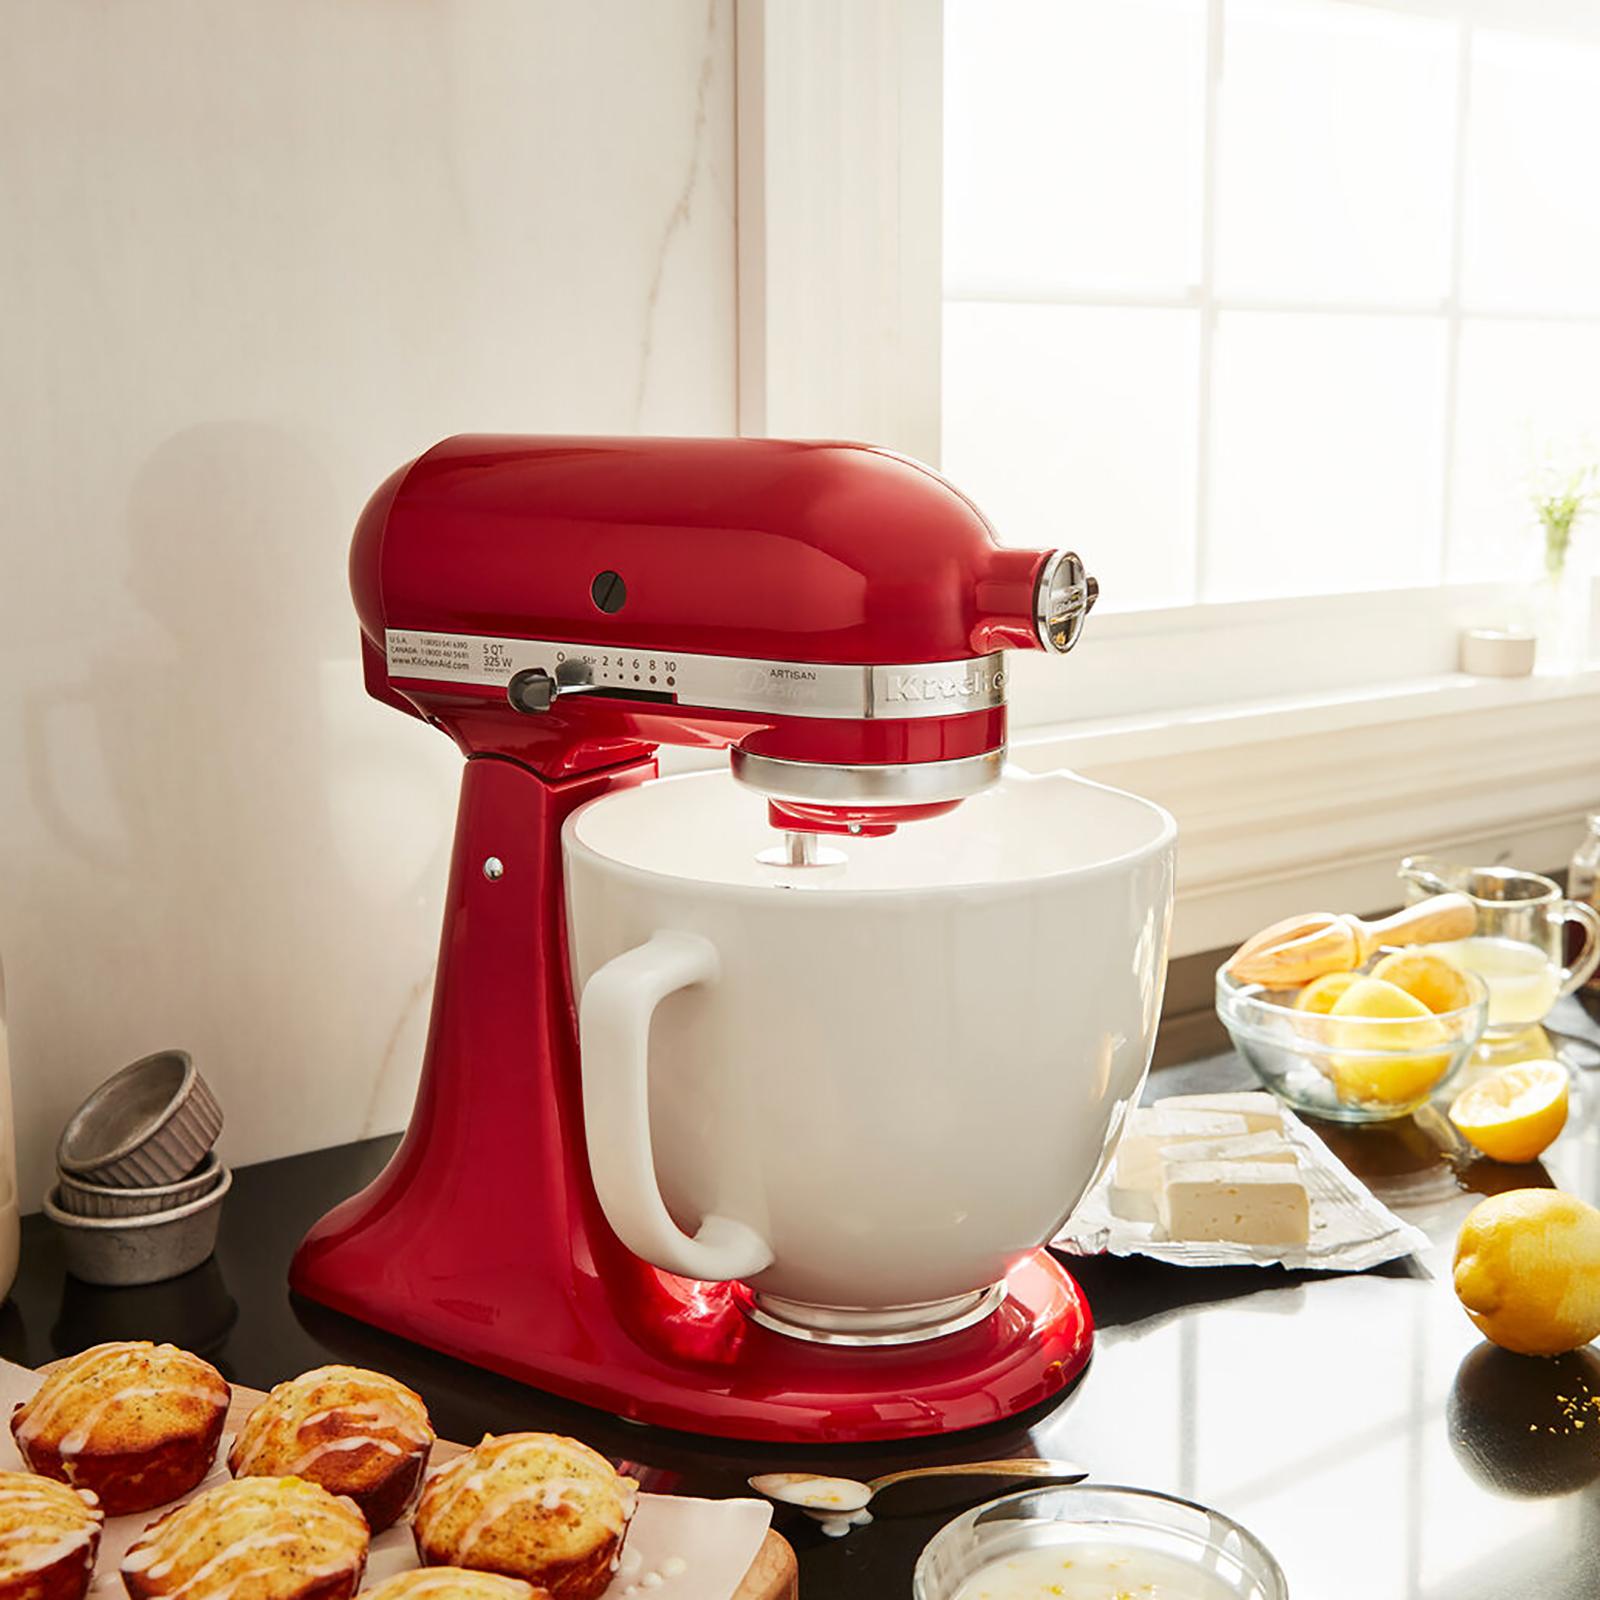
(1216, 951, 1489, 1122)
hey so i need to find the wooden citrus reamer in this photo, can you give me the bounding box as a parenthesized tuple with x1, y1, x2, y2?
(1226, 893, 1476, 986)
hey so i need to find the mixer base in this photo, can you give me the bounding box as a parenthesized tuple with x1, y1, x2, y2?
(295, 1236, 1092, 1443)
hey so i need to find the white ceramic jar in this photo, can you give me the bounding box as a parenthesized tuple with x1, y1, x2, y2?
(565, 768, 1174, 1341)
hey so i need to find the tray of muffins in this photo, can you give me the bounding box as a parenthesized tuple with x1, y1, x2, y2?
(0, 1342, 795, 1600)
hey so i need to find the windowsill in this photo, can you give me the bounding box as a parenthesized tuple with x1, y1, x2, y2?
(1011, 665, 1600, 959)
(1015, 663, 1600, 766)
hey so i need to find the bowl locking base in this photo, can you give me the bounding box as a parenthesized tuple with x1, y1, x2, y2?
(738, 1282, 1008, 1347)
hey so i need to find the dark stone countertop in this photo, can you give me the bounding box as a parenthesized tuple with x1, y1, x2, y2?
(7, 1008, 1600, 1599)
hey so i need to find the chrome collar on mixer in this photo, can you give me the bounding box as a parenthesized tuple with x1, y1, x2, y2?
(730, 747, 1005, 807)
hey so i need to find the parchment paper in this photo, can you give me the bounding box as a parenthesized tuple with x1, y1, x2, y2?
(0, 1360, 772, 1600)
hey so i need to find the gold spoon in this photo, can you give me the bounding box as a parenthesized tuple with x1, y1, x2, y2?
(749, 1458, 1089, 1534)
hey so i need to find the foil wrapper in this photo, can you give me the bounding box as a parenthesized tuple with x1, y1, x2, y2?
(1054, 1108, 1430, 1272)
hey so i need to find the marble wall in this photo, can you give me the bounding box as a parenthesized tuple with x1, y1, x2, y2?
(0, 1, 737, 1211)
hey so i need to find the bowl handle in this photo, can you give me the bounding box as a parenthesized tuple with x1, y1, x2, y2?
(579, 931, 774, 1283)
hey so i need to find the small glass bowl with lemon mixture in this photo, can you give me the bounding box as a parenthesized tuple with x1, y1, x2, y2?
(914, 1485, 1287, 1600)
(1217, 950, 1489, 1122)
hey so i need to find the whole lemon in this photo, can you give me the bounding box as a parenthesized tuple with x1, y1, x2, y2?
(1454, 1189, 1600, 1356)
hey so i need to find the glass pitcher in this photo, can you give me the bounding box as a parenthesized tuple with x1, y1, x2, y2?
(1399, 856, 1600, 1043)
(1569, 814, 1600, 1021)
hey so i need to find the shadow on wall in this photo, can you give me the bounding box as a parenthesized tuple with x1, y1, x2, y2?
(17, 423, 448, 1207)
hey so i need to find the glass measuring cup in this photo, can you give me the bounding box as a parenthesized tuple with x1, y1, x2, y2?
(1399, 857, 1600, 1043)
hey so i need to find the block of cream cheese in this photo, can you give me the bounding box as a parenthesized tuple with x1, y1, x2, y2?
(1160, 1131, 1298, 1171)
(1110, 1110, 1251, 1221)
(1153, 1091, 1282, 1134)
(1158, 1160, 1310, 1246)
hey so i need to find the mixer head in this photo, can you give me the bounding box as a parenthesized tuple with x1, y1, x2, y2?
(350, 435, 1096, 835)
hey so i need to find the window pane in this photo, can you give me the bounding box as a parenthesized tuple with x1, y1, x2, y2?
(1215, 0, 1458, 305)
(944, 0, 1205, 298)
(1205, 312, 1448, 602)
(1448, 318, 1600, 583)
(1462, 29, 1600, 314)
(942, 302, 1199, 611)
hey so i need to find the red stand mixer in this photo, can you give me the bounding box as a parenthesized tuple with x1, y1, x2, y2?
(291, 434, 1128, 1443)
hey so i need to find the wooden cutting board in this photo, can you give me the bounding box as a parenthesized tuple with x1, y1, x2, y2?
(41, 1364, 798, 1600)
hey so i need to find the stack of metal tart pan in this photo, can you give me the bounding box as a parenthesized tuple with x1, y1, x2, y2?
(45, 1050, 228, 1284)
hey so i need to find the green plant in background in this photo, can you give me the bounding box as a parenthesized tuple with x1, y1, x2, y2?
(1531, 460, 1598, 580)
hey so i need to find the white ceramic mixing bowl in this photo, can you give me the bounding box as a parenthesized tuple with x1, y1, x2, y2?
(565, 767, 1175, 1342)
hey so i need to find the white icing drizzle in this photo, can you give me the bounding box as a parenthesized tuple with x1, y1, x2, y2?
(0, 1473, 103, 1578)
(283, 1434, 405, 1476)
(454, 1480, 597, 1559)
(121, 1477, 366, 1597)
(15, 1342, 227, 1458)
(815, 1507, 874, 1538)
(58, 1383, 163, 1456)
(145, 1528, 304, 1596)
(417, 1433, 635, 1562)
(16, 1346, 143, 1443)
(230, 1366, 431, 1481)
(0, 1525, 95, 1571)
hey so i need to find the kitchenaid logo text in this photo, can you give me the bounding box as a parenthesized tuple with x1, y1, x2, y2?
(879, 663, 1005, 705)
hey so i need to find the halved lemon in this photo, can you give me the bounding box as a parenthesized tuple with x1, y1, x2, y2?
(1327, 977, 1451, 1105)
(1449, 1059, 1569, 1164)
(1370, 949, 1478, 1015)
(1295, 970, 1361, 1014)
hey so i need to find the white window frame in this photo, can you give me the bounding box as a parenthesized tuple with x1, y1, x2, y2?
(945, 0, 1467, 627)
(732, 0, 1600, 954)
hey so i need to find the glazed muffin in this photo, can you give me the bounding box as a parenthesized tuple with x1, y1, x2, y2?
(361, 1574, 536, 1600)
(229, 1366, 433, 1532)
(122, 1476, 368, 1600)
(412, 1433, 637, 1600)
(12, 1342, 230, 1515)
(0, 1471, 103, 1600)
